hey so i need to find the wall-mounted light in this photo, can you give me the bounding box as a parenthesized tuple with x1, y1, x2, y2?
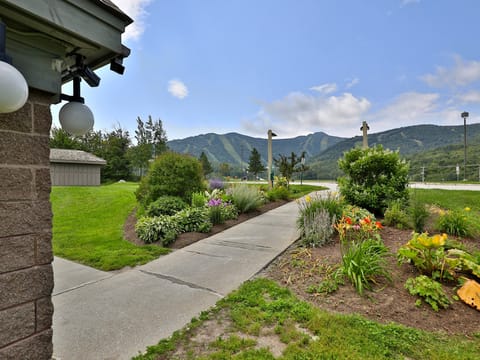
(0, 21, 28, 113)
(59, 76, 94, 136)
(59, 54, 98, 136)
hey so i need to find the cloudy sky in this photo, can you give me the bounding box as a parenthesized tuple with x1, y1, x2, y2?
(52, 0, 480, 140)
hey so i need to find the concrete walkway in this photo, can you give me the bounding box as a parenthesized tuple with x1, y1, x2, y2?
(52, 200, 301, 360)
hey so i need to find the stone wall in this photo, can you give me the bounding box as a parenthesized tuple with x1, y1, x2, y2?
(0, 89, 54, 359)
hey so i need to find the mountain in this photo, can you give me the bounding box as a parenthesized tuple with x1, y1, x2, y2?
(167, 132, 344, 166)
(309, 123, 480, 179)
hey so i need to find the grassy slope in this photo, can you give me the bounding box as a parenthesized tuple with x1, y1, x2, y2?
(51, 182, 169, 271)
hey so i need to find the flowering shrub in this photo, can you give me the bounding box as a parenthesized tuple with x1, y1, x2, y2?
(334, 206, 382, 244)
(208, 198, 225, 225)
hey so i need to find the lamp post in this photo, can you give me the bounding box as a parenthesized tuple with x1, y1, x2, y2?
(267, 129, 277, 188)
(461, 111, 469, 181)
(300, 156, 305, 185)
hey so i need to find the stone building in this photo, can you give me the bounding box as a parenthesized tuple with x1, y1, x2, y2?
(0, 1, 131, 358)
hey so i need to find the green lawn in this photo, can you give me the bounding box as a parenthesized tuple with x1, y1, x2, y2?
(410, 188, 480, 212)
(51, 182, 169, 271)
(134, 278, 480, 360)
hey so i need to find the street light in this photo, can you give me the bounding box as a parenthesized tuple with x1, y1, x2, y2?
(267, 129, 277, 188)
(461, 111, 469, 181)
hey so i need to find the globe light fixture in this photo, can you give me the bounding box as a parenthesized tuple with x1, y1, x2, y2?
(59, 76, 94, 136)
(0, 21, 28, 113)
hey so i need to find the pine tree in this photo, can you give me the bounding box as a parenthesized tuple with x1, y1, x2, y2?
(247, 148, 265, 178)
(199, 151, 213, 177)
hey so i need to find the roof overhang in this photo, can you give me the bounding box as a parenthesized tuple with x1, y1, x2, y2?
(0, 0, 133, 99)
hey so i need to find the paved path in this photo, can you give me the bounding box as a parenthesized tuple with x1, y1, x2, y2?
(52, 200, 301, 360)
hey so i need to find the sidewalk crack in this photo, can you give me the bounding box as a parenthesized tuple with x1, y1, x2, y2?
(139, 270, 224, 298)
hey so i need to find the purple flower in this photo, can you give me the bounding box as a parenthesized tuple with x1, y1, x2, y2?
(208, 198, 222, 207)
(209, 178, 224, 190)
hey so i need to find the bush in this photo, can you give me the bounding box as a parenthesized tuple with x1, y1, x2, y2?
(135, 216, 179, 246)
(266, 186, 290, 201)
(340, 238, 391, 295)
(174, 207, 212, 233)
(338, 145, 409, 216)
(136, 152, 205, 206)
(221, 203, 239, 221)
(436, 209, 472, 237)
(335, 205, 381, 244)
(384, 200, 410, 229)
(146, 196, 188, 217)
(229, 185, 263, 213)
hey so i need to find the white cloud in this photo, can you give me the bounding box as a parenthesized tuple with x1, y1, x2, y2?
(421, 55, 480, 88)
(345, 77, 359, 89)
(310, 83, 337, 95)
(168, 79, 189, 99)
(368, 92, 440, 132)
(242, 92, 370, 137)
(114, 0, 153, 41)
(456, 90, 480, 104)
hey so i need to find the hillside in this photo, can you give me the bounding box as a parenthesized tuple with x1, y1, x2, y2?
(309, 124, 480, 180)
(167, 132, 344, 166)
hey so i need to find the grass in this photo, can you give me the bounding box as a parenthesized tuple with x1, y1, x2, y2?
(410, 188, 480, 235)
(51, 182, 169, 271)
(288, 184, 328, 198)
(134, 278, 480, 359)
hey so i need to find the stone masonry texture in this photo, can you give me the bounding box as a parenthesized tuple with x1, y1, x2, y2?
(0, 89, 54, 358)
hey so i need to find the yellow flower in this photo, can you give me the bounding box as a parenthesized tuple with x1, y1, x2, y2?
(431, 233, 447, 247)
(465, 207, 471, 212)
(305, 195, 311, 203)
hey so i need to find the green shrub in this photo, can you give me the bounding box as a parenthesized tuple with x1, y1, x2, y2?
(174, 207, 212, 233)
(266, 186, 290, 201)
(221, 203, 239, 220)
(409, 199, 429, 233)
(146, 195, 188, 217)
(338, 145, 409, 216)
(229, 185, 263, 213)
(136, 152, 205, 206)
(405, 275, 451, 311)
(191, 191, 207, 208)
(340, 238, 391, 295)
(384, 200, 410, 229)
(135, 215, 179, 246)
(436, 209, 472, 237)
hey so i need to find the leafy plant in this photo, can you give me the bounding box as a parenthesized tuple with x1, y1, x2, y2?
(340, 238, 392, 295)
(135, 215, 180, 246)
(384, 200, 410, 229)
(436, 209, 472, 237)
(228, 184, 263, 213)
(266, 186, 290, 201)
(405, 275, 451, 311)
(174, 207, 212, 233)
(338, 145, 409, 215)
(145, 195, 188, 217)
(301, 209, 336, 247)
(191, 191, 207, 208)
(221, 203, 239, 221)
(397, 232, 453, 281)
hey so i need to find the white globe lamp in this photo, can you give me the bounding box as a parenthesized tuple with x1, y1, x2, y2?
(59, 101, 94, 136)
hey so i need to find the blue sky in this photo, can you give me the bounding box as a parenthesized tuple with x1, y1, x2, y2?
(52, 0, 480, 141)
